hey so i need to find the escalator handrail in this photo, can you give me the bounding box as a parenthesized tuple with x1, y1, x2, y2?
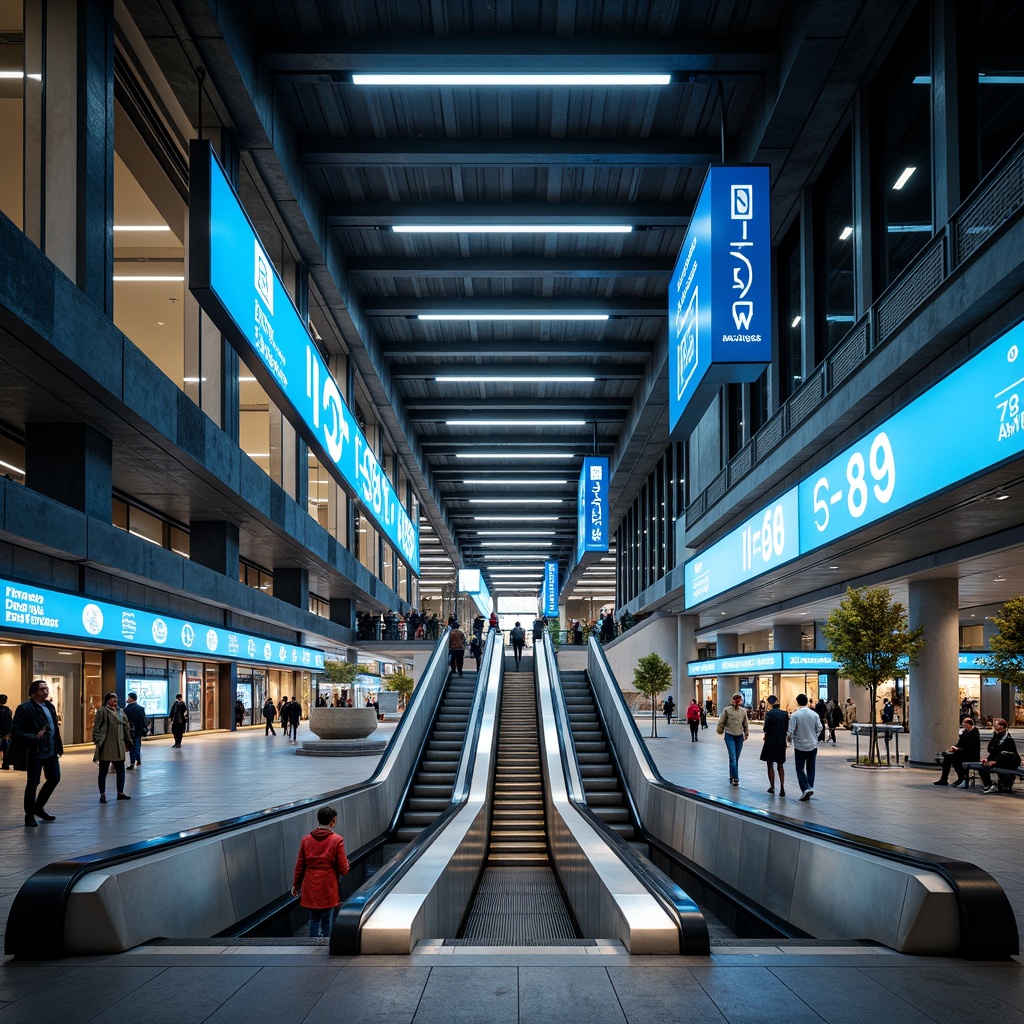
(331, 628, 500, 954)
(5, 629, 456, 959)
(541, 636, 710, 955)
(587, 637, 1019, 960)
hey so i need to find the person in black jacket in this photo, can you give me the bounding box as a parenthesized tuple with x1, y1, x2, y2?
(262, 697, 277, 735)
(979, 719, 1021, 793)
(168, 693, 189, 748)
(10, 680, 63, 826)
(934, 717, 980, 786)
(0, 693, 12, 769)
(123, 692, 148, 770)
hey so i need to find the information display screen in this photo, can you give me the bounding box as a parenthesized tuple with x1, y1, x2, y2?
(577, 456, 610, 560)
(126, 677, 169, 716)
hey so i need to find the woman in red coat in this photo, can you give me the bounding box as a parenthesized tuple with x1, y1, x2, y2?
(291, 805, 350, 937)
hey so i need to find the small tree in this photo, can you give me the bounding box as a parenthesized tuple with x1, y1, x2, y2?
(821, 586, 925, 765)
(980, 596, 1024, 699)
(632, 652, 673, 738)
(383, 671, 415, 710)
(323, 659, 359, 701)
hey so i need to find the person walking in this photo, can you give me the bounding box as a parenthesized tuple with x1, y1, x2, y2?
(291, 805, 350, 938)
(123, 692, 147, 770)
(788, 693, 821, 800)
(685, 698, 701, 741)
(11, 680, 63, 826)
(662, 694, 676, 727)
(234, 699, 245, 728)
(448, 621, 468, 677)
(510, 621, 526, 668)
(286, 697, 302, 744)
(0, 693, 13, 769)
(168, 693, 189, 747)
(760, 695, 789, 796)
(470, 633, 482, 672)
(716, 693, 749, 787)
(92, 692, 133, 804)
(262, 697, 277, 736)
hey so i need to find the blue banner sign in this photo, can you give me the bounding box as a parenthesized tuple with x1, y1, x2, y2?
(959, 652, 993, 671)
(669, 165, 772, 438)
(1, 579, 326, 669)
(188, 141, 419, 573)
(687, 651, 842, 676)
(543, 560, 559, 618)
(457, 568, 493, 618)
(577, 456, 610, 561)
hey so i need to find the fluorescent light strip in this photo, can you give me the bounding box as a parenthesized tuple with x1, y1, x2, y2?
(892, 166, 916, 190)
(0, 71, 41, 81)
(839, 226, 853, 241)
(456, 453, 576, 460)
(418, 313, 608, 321)
(474, 516, 560, 521)
(470, 499, 563, 504)
(483, 555, 548, 561)
(394, 224, 631, 234)
(437, 375, 596, 383)
(114, 224, 171, 232)
(447, 419, 586, 427)
(113, 275, 185, 282)
(476, 531, 556, 536)
(481, 542, 553, 547)
(462, 478, 568, 485)
(353, 73, 671, 87)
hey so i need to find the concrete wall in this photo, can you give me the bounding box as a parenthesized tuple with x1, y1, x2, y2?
(601, 613, 679, 696)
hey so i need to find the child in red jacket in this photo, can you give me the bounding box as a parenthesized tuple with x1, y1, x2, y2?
(292, 805, 350, 937)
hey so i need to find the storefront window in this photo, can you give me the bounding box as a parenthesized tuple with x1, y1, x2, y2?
(34, 646, 83, 742)
(0, 2, 25, 230)
(816, 131, 855, 360)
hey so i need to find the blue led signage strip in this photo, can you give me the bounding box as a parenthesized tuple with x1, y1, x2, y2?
(188, 141, 419, 574)
(543, 561, 559, 617)
(577, 456, 610, 561)
(2, 579, 325, 668)
(686, 322, 1024, 608)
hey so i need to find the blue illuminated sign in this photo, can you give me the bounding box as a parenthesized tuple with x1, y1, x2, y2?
(669, 165, 772, 438)
(687, 651, 841, 676)
(1, 579, 326, 668)
(188, 141, 419, 574)
(577, 456, 610, 561)
(457, 568, 493, 618)
(960, 652, 994, 671)
(543, 561, 559, 618)
(685, 487, 799, 606)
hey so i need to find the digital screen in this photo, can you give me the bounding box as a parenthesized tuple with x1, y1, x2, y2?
(126, 677, 168, 716)
(669, 166, 772, 437)
(543, 560, 559, 618)
(458, 568, 492, 617)
(687, 652, 842, 677)
(577, 456, 610, 560)
(189, 141, 419, 573)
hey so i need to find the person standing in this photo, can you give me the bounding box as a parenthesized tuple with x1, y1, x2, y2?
(448, 621, 468, 677)
(123, 692, 147, 770)
(510, 621, 526, 668)
(286, 697, 301, 744)
(0, 693, 12, 769)
(788, 693, 821, 801)
(168, 692, 189, 748)
(234, 699, 245, 728)
(470, 633, 482, 672)
(262, 697, 277, 736)
(685, 698, 701, 741)
(92, 692, 133, 803)
(11, 680, 63, 826)
(760, 695, 789, 796)
(291, 805, 350, 938)
(662, 694, 675, 726)
(716, 693, 749, 787)
(813, 697, 829, 742)
(843, 697, 857, 729)
(934, 717, 980, 786)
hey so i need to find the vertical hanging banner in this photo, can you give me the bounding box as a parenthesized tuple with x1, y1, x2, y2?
(457, 568, 492, 618)
(187, 141, 419, 573)
(668, 165, 772, 439)
(543, 560, 559, 618)
(576, 456, 610, 561)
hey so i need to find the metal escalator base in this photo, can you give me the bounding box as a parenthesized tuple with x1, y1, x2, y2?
(454, 866, 588, 945)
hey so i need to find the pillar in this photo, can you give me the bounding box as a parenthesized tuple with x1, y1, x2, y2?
(101, 649, 125, 704)
(190, 521, 239, 578)
(24, 423, 112, 520)
(716, 632, 738, 699)
(273, 567, 309, 609)
(908, 579, 959, 767)
(676, 614, 698, 705)
(773, 624, 802, 652)
(219, 661, 237, 731)
(330, 598, 356, 632)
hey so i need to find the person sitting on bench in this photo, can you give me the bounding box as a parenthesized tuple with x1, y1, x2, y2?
(935, 717, 980, 787)
(978, 719, 1021, 794)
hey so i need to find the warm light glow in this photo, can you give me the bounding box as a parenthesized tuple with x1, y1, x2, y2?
(353, 73, 671, 87)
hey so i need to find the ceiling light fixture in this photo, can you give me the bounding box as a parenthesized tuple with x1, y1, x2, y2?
(473, 516, 560, 521)
(353, 73, 671, 87)
(447, 419, 587, 427)
(437, 375, 596, 383)
(456, 453, 576, 460)
(462, 478, 569, 485)
(113, 275, 185, 282)
(476, 531, 556, 536)
(470, 499, 563, 504)
(418, 313, 609, 322)
(892, 167, 916, 190)
(839, 226, 853, 241)
(395, 224, 631, 234)
(480, 542, 553, 547)
(113, 224, 171, 232)
(791, 316, 801, 328)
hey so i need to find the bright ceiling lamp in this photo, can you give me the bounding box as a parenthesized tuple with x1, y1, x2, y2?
(394, 224, 631, 234)
(418, 313, 608, 321)
(477, 531, 556, 536)
(892, 166, 916, 190)
(456, 453, 576, 460)
(480, 541, 553, 547)
(353, 73, 670, 87)
(462, 478, 568, 485)
(114, 224, 171, 232)
(470, 498, 563, 504)
(113, 275, 185, 282)
(437, 375, 596, 383)
(447, 419, 586, 427)
(474, 516, 560, 521)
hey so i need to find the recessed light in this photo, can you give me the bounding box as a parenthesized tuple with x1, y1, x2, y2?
(353, 73, 671, 87)
(829, 565, 840, 570)
(418, 313, 609, 322)
(446, 419, 587, 427)
(395, 224, 631, 234)
(436, 375, 596, 383)
(839, 226, 853, 241)
(892, 167, 916, 190)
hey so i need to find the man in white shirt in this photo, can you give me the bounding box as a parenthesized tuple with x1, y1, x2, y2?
(787, 693, 821, 801)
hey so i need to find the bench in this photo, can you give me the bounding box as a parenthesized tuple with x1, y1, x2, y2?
(962, 761, 1024, 791)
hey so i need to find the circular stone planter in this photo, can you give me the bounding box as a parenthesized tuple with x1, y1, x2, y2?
(308, 706, 378, 740)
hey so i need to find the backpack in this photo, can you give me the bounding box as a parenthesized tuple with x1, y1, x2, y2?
(511, 626, 525, 643)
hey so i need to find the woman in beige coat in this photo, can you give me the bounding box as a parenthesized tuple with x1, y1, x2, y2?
(93, 692, 133, 803)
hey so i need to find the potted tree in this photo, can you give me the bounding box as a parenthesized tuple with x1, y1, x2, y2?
(383, 670, 415, 713)
(980, 596, 1024, 716)
(821, 586, 925, 766)
(632, 652, 673, 738)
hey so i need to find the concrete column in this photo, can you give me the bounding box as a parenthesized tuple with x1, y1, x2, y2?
(773, 624, 802, 651)
(273, 567, 309, 609)
(101, 649, 125, 704)
(330, 598, 356, 631)
(219, 661, 236, 731)
(716, 631, 738, 700)
(908, 579, 959, 767)
(25, 423, 112, 520)
(189, 521, 239, 578)
(676, 614, 698, 704)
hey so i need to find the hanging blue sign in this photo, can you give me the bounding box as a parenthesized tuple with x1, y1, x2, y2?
(188, 141, 419, 574)
(577, 456, 610, 561)
(687, 651, 842, 676)
(457, 568, 493, 618)
(1, 578, 325, 668)
(668, 165, 772, 438)
(543, 560, 559, 618)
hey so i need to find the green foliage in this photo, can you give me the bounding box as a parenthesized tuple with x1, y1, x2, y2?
(546, 620, 561, 650)
(383, 671, 415, 706)
(323, 659, 360, 687)
(632, 653, 673, 738)
(980, 596, 1024, 694)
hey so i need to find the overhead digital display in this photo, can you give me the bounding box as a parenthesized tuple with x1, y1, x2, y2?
(1, 579, 326, 669)
(542, 560, 559, 618)
(685, 322, 1024, 608)
(668, 165, 772, 438)
(188, 140, 419, 574)
(577, 456, 610, 561)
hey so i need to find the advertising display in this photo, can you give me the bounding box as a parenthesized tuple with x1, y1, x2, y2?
(686, 321, 1024, 607)
(1, 578, 326, 669)
(576, 456, 610, 561)
(687, 651, 842, 677)
(188, 140, 419, 573)
(125, 677, 169, 716)
(457, 568, 493, 618)
(669, 165, 772, 438)
(543, 560, 559, 618)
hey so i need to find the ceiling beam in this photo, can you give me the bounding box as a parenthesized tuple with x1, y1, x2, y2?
(328, 202, 690, 227)
(390, 362, 645, 379)
(347, 257, 674, 279)
(381, 341, 657, 357)
(363, 296, 666, 316)
(302, 138, 721, 167)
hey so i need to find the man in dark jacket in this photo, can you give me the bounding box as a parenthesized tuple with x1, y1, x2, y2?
(262, 697, 277, 735)
(11, 680, 63, 826)
(934, 717, 980, 786)
(123, 692, 148, 770)
(0, 693, 12, 769)
(168, 693, 189, 747)
(979, 719, 1021, 793)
